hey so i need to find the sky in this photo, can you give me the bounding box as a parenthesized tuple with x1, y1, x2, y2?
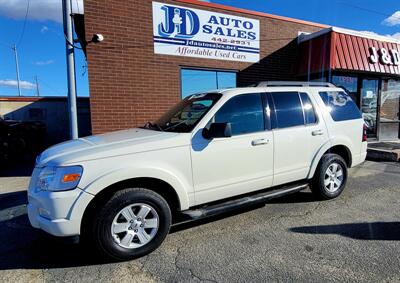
(0, 0, 399, 97)
(0, 0, 86, 97)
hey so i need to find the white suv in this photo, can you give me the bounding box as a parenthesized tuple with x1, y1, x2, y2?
(28, 82, 367, 260)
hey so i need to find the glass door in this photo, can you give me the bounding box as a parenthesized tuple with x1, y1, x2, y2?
(379, 79, 400, 140)
(361, 79, 379, 138)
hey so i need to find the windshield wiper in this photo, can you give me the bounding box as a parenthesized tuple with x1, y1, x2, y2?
(142, 122, 164, 131)
(163, 121, 188, 131)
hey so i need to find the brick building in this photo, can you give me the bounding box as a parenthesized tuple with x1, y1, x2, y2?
(84, 0, 400, 140)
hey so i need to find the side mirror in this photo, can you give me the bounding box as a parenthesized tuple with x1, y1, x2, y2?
(202, 122, 232, 139)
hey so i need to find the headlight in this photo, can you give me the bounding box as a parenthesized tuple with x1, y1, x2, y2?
(36, 166, 83, 192)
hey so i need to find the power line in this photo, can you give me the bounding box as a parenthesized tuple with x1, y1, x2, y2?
(337, 1, 400, 20)
(16, 0, 30, 48)
(37, 78, 63, 96)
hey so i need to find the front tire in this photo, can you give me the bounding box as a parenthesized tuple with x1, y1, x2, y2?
(88, 188, 171, 261)
(311, 153, 348, 200)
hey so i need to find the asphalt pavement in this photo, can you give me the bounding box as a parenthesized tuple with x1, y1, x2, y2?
(0, 160, 399, 283)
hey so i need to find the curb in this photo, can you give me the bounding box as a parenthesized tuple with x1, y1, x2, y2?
(367, 148, 400, 162)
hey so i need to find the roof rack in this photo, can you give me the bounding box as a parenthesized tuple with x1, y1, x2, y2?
(256, 81, 336, 88)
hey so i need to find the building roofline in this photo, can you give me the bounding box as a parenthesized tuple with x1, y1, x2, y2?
(174, 0, 329, 28)
(299, 26, 400, 44)
(0, 96, 89, 102)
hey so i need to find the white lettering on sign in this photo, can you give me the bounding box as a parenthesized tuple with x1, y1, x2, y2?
(369, 47, 378, 63)
(368, 46, 400, 66)
(390, 49, 400, 65)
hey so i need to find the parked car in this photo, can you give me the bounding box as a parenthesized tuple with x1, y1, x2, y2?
(0, 117, 46, 164)
(27, 82, 367, 260)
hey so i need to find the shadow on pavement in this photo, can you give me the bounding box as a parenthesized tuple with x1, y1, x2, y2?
(171, 203, 265, 233)
(266, 191, 319, 204)
(290, 222, 400, 240)
(0, 189, 109, 270)
(0, 191, 28, 210)
(0, 189, 269, 270)
(0, 187, 325, 270)
(0, 213, 110, 270)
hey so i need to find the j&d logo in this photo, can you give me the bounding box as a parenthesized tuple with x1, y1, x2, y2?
(158, 5, 200, 38)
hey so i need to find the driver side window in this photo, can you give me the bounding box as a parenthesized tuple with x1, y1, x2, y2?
(211, 93, 265, 136)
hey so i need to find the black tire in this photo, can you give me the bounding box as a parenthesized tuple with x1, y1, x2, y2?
(311, 153, 348, 200)
(87, 188, 171, 261)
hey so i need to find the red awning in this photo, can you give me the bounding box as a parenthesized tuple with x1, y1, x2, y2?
(298, 28, 400, 76)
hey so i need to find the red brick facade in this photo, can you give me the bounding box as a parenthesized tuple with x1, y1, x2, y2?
(84, 0, 326, 134)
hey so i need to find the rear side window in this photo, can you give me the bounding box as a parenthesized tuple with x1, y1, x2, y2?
(300, 92, 317, 124)
(214, 93, 264, 136)
(319, 91, 362, 121)
(270, 92, 304, 128)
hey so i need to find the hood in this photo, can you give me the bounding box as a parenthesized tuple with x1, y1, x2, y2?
(37, 128, 189, 166)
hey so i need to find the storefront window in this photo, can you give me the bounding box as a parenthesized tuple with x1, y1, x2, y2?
(181, 69, 236, 99)
(379, 80, 400, 140)
(381, 80, 400, 122)
(331, 75, 358, 102)
(361, 79, 379, 138)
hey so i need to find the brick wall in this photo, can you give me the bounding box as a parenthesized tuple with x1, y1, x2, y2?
(85, 0, 326, 134)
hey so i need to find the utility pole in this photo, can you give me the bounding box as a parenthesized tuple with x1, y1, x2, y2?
(12, 44, 22, 97)
(34, 75, 40, 96)
(62, 0, 79, 139)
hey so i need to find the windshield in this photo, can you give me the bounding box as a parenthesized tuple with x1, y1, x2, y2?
(150, 93, 222, 133)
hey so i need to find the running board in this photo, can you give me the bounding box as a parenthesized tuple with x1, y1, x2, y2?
(176, 183, 309, 223)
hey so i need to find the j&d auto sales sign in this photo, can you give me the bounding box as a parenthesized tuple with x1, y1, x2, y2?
(152, 2, 260, 62)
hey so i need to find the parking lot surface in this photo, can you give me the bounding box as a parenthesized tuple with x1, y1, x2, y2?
(0, 160, 399, 283)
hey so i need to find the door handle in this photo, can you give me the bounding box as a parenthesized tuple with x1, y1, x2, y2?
(251, 138, 269, 146)
(312, 129, 324, 136)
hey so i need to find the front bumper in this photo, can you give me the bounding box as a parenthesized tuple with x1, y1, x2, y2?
(27, 184, 94, 237)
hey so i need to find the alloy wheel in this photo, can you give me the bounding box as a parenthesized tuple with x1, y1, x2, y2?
(324, 162, 344, 193)
(111, 203, 159, 249)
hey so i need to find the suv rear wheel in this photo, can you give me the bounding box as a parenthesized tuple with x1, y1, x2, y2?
(311, 153, 348, 200)
(87, 188, 171, 261)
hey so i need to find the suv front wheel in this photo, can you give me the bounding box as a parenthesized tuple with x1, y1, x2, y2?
(87, 187, 172, 261)
(311, 153, 348, 200)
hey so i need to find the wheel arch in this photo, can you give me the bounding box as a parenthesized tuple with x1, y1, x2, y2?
(324, 145, 352, 167)
(78, 166, 192, 235)
(308, 142, 353, 179)
(80, 176, 185, 236)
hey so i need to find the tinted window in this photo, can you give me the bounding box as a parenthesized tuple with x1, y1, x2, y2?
(300, 92, 317, 124)
(214, 93, 264, 136)
(271, 92, 304, 128)
(319, 91, 362, 121)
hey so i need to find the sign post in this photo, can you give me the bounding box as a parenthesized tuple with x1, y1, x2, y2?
(62, 0, 79, 140)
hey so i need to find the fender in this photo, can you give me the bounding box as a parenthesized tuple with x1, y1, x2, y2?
(80, 166, 192, 210)
(307, 137, 353, 179)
